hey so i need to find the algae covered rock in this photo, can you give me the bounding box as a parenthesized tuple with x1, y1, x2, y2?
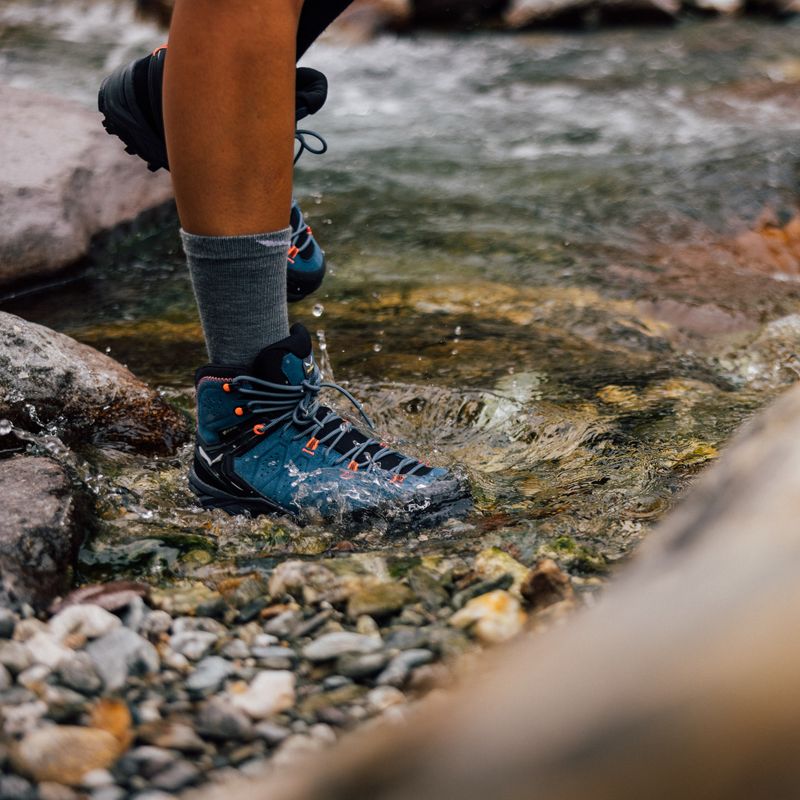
(0, 312, 188, 453)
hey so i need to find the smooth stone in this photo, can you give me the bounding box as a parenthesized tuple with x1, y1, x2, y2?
(137, 610, 173, 637)
(186, 656, 235, 696)
(169, 631, 218, 661)
(0, 457, 81, 611)
(2, 700, 47, 737)
(0, 775, 35, 800)
(323, 675, 354, 690)
(138, 721, 206, 754)
(384, 626, 430, 651)
(452, 573, 515, 610)
(254, 721, 292, 745)
(308, 723, 337, 744)
(17, 664, 50, 689)
(0, 313, 188, 454)
(290, 609, 333, 640)
(302, 632, 383, 662)
(25, 632, 72, 669)
(90, 787, 126, 800)
(230, 671, 296, 719)
(474, 547, 531, 599)
(0, 640, 32, 674)
(407, 567, 450, 610)
(0, 663, 10, 691)
(150, 760, 201, 792)
(251, 633, 279, 648)
(263, 610, 303, 637)
(195, 699, 254, 741)
(366, 686, 406, 712)
(336, 651, 391, 679)
(376, 649, 435, 687)
(346, 582, 415, 620)
(55, 652, 103, 695)
(115, 746, 174, 780)
(221, 639, 250, 660)
(38, 782, 79, 800)
(0, 608, 16, 639)
(49, 605, 120, 643)
(449, 590, 527, 644)
(85, 628, 159, 691)
(171, 617, 227, 636)
(79, 769, 114, 789)
(11, 726, 120, 785)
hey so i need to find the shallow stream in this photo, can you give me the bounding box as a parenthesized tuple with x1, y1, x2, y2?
(2, 3, 800, 593)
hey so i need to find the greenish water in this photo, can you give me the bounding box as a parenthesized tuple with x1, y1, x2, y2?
(3, 6, 800, 586)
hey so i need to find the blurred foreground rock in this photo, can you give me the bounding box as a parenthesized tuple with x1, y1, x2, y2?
(0, 312, 188, 452)
(0, 456, 83, 610)
(200, 378, 800, 800)
(0, 84, 172, 289)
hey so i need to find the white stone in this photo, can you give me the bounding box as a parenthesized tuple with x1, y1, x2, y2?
(229, 671, 296, 719)
(302, 632, 382, 661)
(49, 605, 121, 642)
(25, 632, 72, 668)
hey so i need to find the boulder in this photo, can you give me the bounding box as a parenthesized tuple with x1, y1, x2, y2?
(504, 0, 679, 27)
(0, 312, 188, 452)
(0, 456, 82, 610)
(0, 84, 172, 288)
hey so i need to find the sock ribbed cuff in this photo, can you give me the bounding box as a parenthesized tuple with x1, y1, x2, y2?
(180, 226, 291, 260)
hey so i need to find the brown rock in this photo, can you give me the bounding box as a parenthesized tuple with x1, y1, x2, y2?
(347, 582, 415, 619)
(0, 312, 188, 453)
(520, 558, 574, 612)
(0, 456, 82, 610)
(11, 726, 121, 785)
(90, 699, 133, 750)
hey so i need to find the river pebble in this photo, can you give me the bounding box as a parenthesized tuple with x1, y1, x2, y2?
(49, 605, 120, 642)
(186, 656, 235, 696)
(169, 631, 219, 661)
(450, 590, 527, 644)
(11, 726, 120, 785)
(229, 671, 296, 719)
(376, 649, 435, 687)
(85, 628, 159, 691)
(302, 632, 383, 661)
(55, 652, 102, 695)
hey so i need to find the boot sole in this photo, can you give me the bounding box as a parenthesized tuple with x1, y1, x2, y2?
(98, 61, 168, 173)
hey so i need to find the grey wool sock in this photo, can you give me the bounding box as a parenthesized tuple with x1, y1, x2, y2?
(181, 226, 291, 366)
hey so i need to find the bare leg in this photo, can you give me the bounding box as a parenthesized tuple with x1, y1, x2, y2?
(163, 0, 302, 236)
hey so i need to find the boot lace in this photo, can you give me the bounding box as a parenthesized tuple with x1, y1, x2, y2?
(231, 369, 427, 477)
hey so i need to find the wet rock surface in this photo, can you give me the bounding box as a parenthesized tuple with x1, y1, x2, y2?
(0, 84, 172, 289)
(0, 312, 188, 452)
(0, 456, 82, 610)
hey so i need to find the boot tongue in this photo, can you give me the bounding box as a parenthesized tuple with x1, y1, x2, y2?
(251, 323, 316, 386)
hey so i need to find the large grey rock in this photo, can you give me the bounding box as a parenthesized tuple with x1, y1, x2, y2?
(0, 84, 172, 288)
(0, 456, 82, 610)
(0, 312, 188, 452)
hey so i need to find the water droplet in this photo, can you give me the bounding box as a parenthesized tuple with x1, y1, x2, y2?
(454, 326, 462, 336)
(105, 346, 112, 354)
(373, 343, 382, 352)
(312, 303, 324, 318)
(0, 419, 12, 436)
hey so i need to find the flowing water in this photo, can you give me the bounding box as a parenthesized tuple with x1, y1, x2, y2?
(2, 2, 800, 591)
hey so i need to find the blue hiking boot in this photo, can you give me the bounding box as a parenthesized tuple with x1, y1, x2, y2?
(189, 324, 472, 526)
(98, 46, 327, 302)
